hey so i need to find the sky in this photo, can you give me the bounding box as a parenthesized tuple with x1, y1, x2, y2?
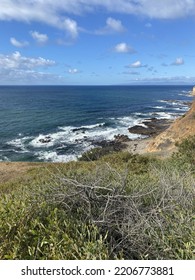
(0, 0, 195, 85)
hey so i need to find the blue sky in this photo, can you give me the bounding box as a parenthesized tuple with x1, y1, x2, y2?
(0, 0, 195, 85)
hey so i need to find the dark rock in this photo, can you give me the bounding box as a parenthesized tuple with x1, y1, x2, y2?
(114, 134, 130, 142)
(39, 136, 52, 143)
(129, 118, 173, 137)
(72, 128, 85, 134)
(128, 125, 153, 135)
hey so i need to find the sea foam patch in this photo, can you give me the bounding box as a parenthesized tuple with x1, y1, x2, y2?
(24, 117, 145, 162)
(7, 136, 32, 153)
(36, 151, 77, 163)
(4, 107, 184, 162)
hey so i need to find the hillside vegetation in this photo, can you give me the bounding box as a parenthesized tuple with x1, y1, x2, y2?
(0, 138, 195, 260)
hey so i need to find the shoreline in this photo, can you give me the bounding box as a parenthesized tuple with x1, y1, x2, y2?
(0, 116, 180, 184)
(90, 117, 176, 158)
(0, 99, 193, 170)
(123, 118, 176, 157)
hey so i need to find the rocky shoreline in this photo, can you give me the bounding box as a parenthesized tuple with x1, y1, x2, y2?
(86, 117, 175, 157)
(34, 99, 193, 159)
(128, 118, 173, 137)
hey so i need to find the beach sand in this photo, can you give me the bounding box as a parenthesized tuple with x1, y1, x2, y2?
(123, 136, 176, 158)
(123, 138, 151, 154)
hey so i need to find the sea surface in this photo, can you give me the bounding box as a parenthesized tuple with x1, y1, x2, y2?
(0, 85, 193, 162)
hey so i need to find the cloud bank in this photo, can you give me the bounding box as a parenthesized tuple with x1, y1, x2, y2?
(0, 51, 59, 84)
(0, 51, 55, 69)
(1, 0, 195, 38)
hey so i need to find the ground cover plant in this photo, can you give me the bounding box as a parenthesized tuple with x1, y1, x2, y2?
(0, 139, 194, 260)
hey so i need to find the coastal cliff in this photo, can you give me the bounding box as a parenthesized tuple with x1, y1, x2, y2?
(192, 86, 195, 96)
(146, 99, 195, 153)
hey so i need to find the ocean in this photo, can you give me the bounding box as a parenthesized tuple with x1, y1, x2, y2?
(0, 85, 193, 162)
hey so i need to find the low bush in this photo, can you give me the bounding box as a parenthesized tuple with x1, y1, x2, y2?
(174, 135, 195, 165)
(0, 149, 194, 260)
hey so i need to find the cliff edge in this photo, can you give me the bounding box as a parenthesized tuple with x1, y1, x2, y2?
(192, 86, 195, 96)
(146, 99, 195, 153)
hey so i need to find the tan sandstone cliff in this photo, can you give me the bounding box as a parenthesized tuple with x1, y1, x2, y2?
(146, 99, 195, 153)
(192, 86, 195, 96)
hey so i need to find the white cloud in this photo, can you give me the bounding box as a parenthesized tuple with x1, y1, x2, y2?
(0, 68, 64, 85)
(96, 17, 125, 35)
(131, 61, 142, 68)
(0, 51, 55, 70)
(129, 75, 195, 84)
(172, 57, 184, 66)
(0, 1, 194, 44)
(0, 0, 195, 23)
(0, 51, 61, 84)
(127, 60, 147, 68)
(68, 68, 80, 74)
(30, 31, 48, 44)
(63, 18, 78, 39)
(10, 37, 29, 48)
(0, 1, 79, 39)
(106, 17, 125, 32)
(114, 42, 135, 53)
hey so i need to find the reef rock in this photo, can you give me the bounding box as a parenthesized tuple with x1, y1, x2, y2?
(114, 134, 130, 142)
(129, 118, 172, 137)
(39, 136, 52, 144)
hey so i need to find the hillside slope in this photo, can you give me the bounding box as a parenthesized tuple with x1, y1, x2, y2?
(146, 100, 195, 153)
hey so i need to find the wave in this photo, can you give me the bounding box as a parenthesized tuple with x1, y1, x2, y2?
(4, 100, 190, 162)
(5, 116, 146, 162)
(153, 106, 166, 109)
(0, 156, 9, 162)
(178, 90, 192, 96)
(7, 137, 32, 153)
(36, 151, 78, 163)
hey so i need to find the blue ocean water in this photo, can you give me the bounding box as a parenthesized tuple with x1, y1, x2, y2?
(0, 85, 193, 162)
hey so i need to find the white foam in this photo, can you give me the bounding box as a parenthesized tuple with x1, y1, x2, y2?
(116, 116, 141, 127)
(30, 134, 56, 148)
(179, 90, 192, 96)
(153, 106, 166, 109)
(174, 106, 189, 111)
(79, 123, 105, 129)
(0, 156, 9, 162)
(28, 116, 146, 160)
(7, 136, 31, 152)
(158, 100, 169, 103)
(158, 100, 190, 108)
(153, 112, 178, 119)
(36, 151, 77, 163)
(6, 112, 176, 163)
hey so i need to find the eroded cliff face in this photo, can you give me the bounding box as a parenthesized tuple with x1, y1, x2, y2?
(146, 100, 195, 153)
(192, 86, 195, 96)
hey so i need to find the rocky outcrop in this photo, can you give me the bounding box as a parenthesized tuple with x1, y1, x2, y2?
(114, 134, 130, 142)
(128, 118, 173, 136)
(39, 136, 52, 143)
(146, 100, 195, 153)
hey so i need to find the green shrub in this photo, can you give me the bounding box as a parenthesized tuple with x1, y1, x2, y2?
(173, 135, 195, 167)
(0, 151, 194, 260)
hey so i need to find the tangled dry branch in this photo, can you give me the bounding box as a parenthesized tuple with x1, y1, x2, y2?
(39, 163, 195, 259)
